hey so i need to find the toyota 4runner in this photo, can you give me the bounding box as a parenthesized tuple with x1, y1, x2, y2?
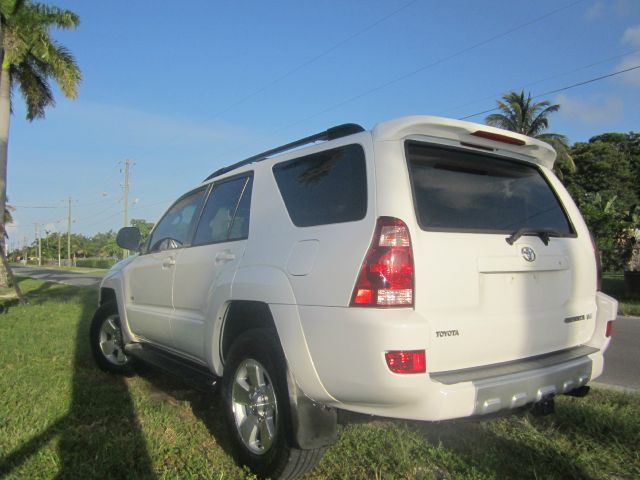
(90, 115, 618, 479)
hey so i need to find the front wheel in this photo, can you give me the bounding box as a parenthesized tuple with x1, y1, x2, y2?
(223, 329, 324, 479)
(89, 300, 132, 374)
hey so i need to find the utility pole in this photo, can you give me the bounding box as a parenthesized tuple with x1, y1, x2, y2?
(58, 231, 61, 267)
(67, 197, 72, 266)
(34, 223, 41, 266)
(122, 160, 132, 258)
(123, 159, 130, 228)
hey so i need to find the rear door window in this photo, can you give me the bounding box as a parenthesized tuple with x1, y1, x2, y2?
(406, 141, 574, 235)
(193, 175, 252, 245)
(272, 144, 367, 227)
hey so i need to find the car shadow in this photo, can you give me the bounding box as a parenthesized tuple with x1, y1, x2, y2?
(131, 363, 235, 459)
(0, 282, 157, 479)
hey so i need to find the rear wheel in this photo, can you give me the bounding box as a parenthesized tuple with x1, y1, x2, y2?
(90, 300, 131, 374)
(223, 329, 324, 479)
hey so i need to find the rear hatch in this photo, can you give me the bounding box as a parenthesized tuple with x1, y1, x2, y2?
(405, 141, 596, 372)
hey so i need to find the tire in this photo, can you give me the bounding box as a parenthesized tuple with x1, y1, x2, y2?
(89, 300, 132, 374)
(223, 329, 325, 479)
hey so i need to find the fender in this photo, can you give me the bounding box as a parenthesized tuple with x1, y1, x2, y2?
(211, 265, 335, 404)
(100, 258, 139, 345)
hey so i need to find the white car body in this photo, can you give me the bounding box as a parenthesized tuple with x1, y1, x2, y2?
(100, 115, 618, 422)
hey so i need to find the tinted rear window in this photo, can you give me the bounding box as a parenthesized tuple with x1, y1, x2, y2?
(273, 144, 367, 227)
(406, 142, 573, 234)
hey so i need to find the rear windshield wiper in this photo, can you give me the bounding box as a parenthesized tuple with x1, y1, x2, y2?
(506, 228, 562, 246)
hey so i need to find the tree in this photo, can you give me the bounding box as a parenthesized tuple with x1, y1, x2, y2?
(565, 140, 636, 208)
(130, 218, 154, 245)
(0, 1, 80, 299)
(0, 199, 22, 300)
(485, 90, 575, 175)
(563, 134, 640, 271)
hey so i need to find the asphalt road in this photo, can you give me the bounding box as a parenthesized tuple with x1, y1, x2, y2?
(597, 315, 640, 391)
(12, 265, 105, 288)
(8, 265, 640, 391)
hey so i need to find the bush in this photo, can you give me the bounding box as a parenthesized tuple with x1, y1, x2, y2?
(75, 258, 117, 269)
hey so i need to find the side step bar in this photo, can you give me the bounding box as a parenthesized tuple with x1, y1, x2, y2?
(125, 343, 219, 390)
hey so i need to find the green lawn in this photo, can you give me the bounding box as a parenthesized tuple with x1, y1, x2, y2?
(602, 273, 640, 316)
(1, 279, 638, 479)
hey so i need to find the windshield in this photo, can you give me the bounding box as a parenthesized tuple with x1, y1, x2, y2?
(405, 141, 574, 235)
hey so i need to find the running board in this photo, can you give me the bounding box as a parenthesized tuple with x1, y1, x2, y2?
(125, 343, 219, 390)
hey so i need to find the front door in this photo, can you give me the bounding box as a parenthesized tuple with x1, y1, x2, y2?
(125, 187, 207, 347)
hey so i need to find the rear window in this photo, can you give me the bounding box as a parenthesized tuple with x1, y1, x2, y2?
(406, 141, 574, 234)
(273, 144, 367, 227)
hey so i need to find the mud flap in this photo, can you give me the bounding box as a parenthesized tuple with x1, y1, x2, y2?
(286, 369, 337, 450)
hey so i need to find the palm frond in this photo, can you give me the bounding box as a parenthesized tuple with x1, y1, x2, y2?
(537, 132, 575, 173)
(485, 90, 563, 138)
(12, 55, 55, 120)
(44, 40, 80, 98)
(26, 3, 79, 29)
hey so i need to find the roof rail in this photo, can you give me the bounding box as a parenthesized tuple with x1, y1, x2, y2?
(204, 123, 365, 181)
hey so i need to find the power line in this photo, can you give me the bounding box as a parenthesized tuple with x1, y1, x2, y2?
(458, 63, 640, 120)
(445, 48, 640, 115)
(13, 204, 62, 209)
(208, 0, 419, 119)
(271, 0, 586, 133)
(204, 0, 586, 166)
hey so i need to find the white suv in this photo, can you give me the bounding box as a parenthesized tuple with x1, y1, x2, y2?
(90, 115, 618, 479)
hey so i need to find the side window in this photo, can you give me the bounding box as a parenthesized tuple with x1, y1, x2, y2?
(272, 144, 367, 227)
(193, 175, 252, 246)
(148, 188, 206, 252)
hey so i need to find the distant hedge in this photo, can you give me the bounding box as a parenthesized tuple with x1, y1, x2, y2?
(75, 258, 117, 269)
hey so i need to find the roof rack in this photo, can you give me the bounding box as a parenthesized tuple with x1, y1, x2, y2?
(204, 123, 365, 181)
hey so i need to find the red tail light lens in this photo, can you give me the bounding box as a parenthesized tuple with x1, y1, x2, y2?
(351, 217, 414, 307)
(385, 350, 426, 374)
(605, 320, 613, 338)
(589, 231, 602, 291)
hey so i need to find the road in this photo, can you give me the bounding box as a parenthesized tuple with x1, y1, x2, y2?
(12, 265, 105, 288)
(597, 316, 640, 391)
(8, 265, 640, 391)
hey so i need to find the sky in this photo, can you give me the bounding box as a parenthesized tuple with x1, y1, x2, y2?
(6, 0, 640, 248)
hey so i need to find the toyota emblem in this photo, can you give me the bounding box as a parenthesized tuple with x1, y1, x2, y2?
(521, 246, 536, 262)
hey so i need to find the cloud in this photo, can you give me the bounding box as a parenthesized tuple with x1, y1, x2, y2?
(613, 53, 640, 86)
(611, 26, 640, 87)
(622, 25, 640, 46)
(556, 94, 623, 124)
(585, 1, 604, 19)
(586, 0, 639, 19)
(51, 101, 250, 151)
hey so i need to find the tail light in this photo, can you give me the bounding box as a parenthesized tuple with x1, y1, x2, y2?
(351, 217, 414, 307)
(385, 350, 426, 374)
(471, 130, 526, 146)
(605, 321, 613, 338)
(589, 231, 602, 291)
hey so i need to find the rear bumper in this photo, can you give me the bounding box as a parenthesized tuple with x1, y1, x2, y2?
(331, 348, 603, 421)
(299, 292, 617, 421)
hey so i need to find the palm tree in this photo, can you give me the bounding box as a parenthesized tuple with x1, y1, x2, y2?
(0, 0, 80, 298)
(485, 90, 575, 175)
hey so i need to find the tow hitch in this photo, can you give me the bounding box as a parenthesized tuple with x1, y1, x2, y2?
(531, 395, 555, 416)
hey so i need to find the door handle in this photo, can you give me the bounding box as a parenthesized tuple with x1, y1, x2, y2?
(162, 257, 176, 268)
(215, 250, 236, 263)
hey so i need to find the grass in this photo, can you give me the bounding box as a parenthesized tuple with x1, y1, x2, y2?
(602, 273, 640, 316)
(12, 263, 109, 273)
(1, 279, 639, 479)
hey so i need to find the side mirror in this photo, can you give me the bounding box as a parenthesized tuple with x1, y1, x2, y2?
(116, 226, 141, 251)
